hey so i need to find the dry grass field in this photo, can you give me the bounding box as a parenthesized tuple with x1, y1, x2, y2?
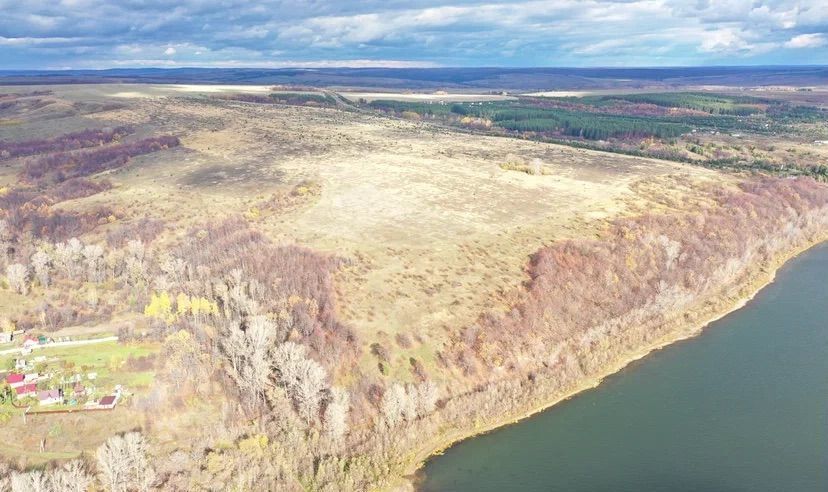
(1, 84, 727, 385)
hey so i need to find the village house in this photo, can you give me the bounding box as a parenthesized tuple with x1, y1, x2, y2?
(98, 395, 117, 409)
(5, 373, 25, 388)
(22, 337, 38, 351)
(38, 389, 63, 406)
(4, 372, 40, 387)
(15, 383, 37, 400)
(0, 332, 12, 344)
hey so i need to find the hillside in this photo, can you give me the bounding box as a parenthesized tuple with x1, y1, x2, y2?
(1, 84, 826, 491)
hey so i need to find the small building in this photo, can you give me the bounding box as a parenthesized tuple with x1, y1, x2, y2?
(5, 373, 25, 388)
(22, 338, 38, 350)
(14, 359, 27, 370)
(98, 395, 117, 409)
(38, 389, 63, 406)
(15, 383, 37, 400)
(0, 332, 12, 344)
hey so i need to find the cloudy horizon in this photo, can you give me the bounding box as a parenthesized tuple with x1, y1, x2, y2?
(0, 0, 826, 69)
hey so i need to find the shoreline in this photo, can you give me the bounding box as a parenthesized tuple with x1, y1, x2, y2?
(400, 235, 828, 489)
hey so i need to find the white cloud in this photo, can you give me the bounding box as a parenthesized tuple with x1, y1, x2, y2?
(699, 28, 769, 55)
(0, 36, 83, 46)
(784, 33, 826, 49)
(71, 58, 441, 69)
(2, 0, 827, 68)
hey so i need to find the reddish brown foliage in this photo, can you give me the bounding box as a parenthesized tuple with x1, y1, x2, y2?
(1, 178, 113, 242)
(452, 177, 828, 374)
(0, 126, 132, 160)
(50, 177, 113, 201)
(178, 218, 358, 369)
(21, 135, 179, 185)
(106, 217, 166, 247)
(0, 90, 52, 101)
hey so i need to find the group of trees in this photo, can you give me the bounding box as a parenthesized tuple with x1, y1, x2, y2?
(0, 126, 132, 160)
(0, 432, 153, 492)
(366, 98, 694, 140)
(3, 235, 114, 295)
(497, 111, 691, 140)
(215, 92, 336, 107)
(22, 135, 180, 185)
(379, 381, 439, 428)
(0, 127, 178, 244)
(606, 93, 764, 116)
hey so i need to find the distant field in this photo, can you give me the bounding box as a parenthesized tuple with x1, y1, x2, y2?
(338, 91, 516, 102)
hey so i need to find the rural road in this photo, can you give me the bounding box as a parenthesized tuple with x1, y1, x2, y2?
(0, 336, 119, 356)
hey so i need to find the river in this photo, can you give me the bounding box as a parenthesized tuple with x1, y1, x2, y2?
(420, 242, 828, 491)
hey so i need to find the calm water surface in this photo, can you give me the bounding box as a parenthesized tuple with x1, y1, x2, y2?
(422, 242, 828, 492)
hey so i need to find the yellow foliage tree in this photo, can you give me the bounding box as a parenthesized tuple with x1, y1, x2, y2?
(144, 291, 175, 324)
(238, 434, 269, 457)
(176, 293, 191, 316)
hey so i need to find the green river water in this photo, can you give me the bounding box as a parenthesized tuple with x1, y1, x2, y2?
(421, 242, 828, 492)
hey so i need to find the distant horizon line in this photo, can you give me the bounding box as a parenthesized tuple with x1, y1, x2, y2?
(2, 64, 828, 72)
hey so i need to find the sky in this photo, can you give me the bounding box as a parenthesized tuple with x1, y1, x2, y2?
(0, 0, 826, 69)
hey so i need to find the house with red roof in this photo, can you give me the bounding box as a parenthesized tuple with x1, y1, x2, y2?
(15, 383, 37, 400)
(98, 395, 117, 409)
(5, 373, 25, 388)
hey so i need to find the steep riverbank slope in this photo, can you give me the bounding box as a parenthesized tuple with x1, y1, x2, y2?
(391, 177, 828, 490)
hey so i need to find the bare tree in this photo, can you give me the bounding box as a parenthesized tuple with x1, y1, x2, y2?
(271, 341, 308, 390)
(30, 249, 51, 287)
(0, 461, 11, 492)
(6, 263, 28, 295)
(270, 341, 328, 424)
(380, 383, 407, 428)
(324, 387, 350, 441)
(221, 316, 276, 409)
(242, 316, 275, 407)
(54, 238, 84, 279)
(294, 358, 327, 424)
(415, 380, 439, 417)
(401, 385, 418, 421)
(122, 240, 148, 288)
(96, 432, 156, 492)
(50, 460, 93, 492)
(83, 244, 105, 283)
(125, 240, 145, 263)
(10, 470, 49, 492)
(0, 219, 11, 265)
(159, 256, 187, 287)
(213, 270, 261, 320)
